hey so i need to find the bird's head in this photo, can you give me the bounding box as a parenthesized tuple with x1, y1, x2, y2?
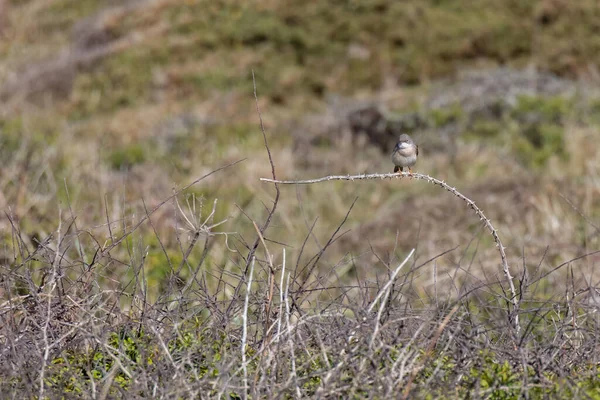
(396, 133, 414, 149)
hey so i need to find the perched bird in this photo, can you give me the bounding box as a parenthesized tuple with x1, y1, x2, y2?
(392, 133, 418, 173)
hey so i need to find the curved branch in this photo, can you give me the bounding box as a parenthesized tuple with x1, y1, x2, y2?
(260, 171, 520, 334)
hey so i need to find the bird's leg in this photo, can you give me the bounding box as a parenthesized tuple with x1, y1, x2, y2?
(394, 166, 400, 173)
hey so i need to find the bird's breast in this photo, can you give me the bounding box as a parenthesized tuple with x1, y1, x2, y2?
(392, 146, 417, 167)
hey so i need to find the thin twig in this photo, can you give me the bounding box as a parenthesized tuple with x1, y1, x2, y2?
(225, 70, 280, 318)
(242, 257, 256, 400)
(284, 268, 301, 399)
(276, 249, 286, 344)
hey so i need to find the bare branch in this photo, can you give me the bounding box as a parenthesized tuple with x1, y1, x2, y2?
(261, 171, 521, 334)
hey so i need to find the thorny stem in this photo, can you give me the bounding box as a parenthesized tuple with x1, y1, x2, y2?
(260, 171, 521, 334)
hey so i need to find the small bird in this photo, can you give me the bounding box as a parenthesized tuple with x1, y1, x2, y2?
(392, 133, 418, 173)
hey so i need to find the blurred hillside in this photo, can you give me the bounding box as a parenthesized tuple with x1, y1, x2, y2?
(0, 0, 599, 297)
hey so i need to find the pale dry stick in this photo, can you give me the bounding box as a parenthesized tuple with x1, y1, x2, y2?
(369, 249, 415, 349)
(249, 221, 278, 395)
(345, 251, 418, 377)
(276, 249, 286, 344)
(242, 257, 256, 400)
(39, 209, 62, 399)
(252, 220, 276, 346)
(261, 172, 521, 334)
(284, 270, 302, 399)
(174, 195, 197, 231)
(368, 249, 416, 314)
(434, 261, 439, 308)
